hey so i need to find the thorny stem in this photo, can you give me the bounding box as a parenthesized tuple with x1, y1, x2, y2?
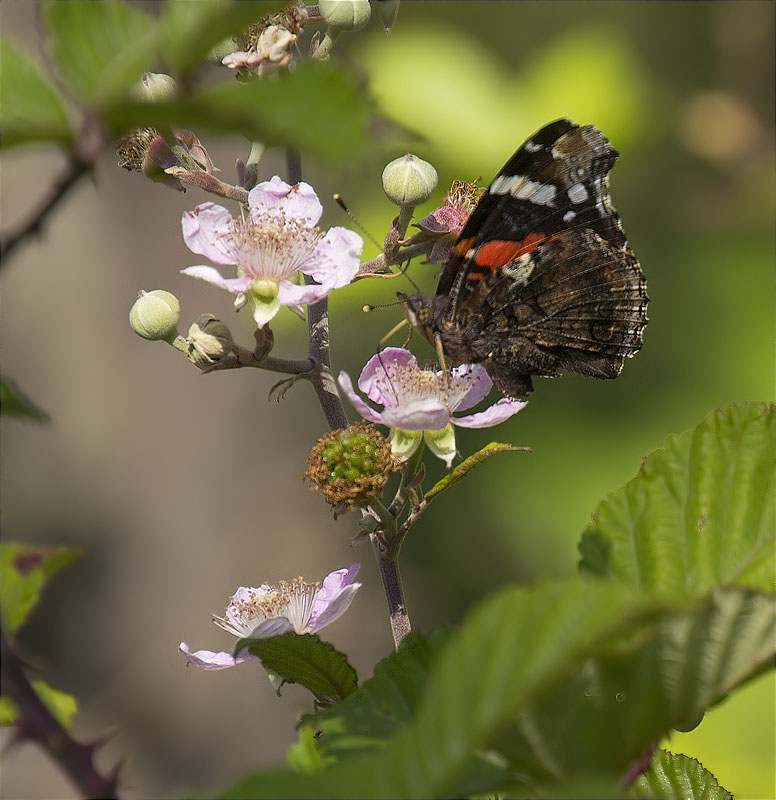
(356, 240, 435, 277)
(0, 633, 119, 799)
(0, 156, 93, 267)
(165, 169, 249, 203)
(287, 148, 412, 649)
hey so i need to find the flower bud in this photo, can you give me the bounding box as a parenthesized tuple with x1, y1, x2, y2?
(187, 313, 234, 367)
(305, 422, 398, 514)
(318, 0, 370, 31)
(130, 72, 177, 102)
(129, 290, 181, 341)
(382, 154, 438, 207)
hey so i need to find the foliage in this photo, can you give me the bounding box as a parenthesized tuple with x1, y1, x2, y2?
(2, 1, 773, 797)
(213, 404, 775, 798)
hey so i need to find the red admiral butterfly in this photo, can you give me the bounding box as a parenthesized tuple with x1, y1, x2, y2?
(399, 119, 649, 398)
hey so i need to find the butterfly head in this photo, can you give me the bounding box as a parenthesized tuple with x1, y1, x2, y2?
(396, 292, 435, 342)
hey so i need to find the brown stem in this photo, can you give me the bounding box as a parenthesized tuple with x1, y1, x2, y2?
(287, 148, 411, 647)
(0, 633, 119, 799)
(1, 156, 92, 267)
(374, 543, 412, 648)
(166, 169, 249, 203)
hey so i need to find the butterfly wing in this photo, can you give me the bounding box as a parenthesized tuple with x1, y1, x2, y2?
(432, 119, 648, 397)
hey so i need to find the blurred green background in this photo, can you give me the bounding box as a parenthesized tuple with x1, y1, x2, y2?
(1, 2, 773, 798)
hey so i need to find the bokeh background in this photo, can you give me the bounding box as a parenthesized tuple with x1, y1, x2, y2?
(1, 2, 773, 798)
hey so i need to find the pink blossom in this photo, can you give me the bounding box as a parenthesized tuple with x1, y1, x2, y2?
(180, 565, 361, 670)
(181, 177, 362, 328)
(338, 348, 526, 467)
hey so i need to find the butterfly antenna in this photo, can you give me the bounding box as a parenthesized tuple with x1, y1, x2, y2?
(378, 317, 409, 347)
(334, 194, 382, 250)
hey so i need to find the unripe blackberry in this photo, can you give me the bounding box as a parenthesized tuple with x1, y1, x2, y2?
(305, 422, 398, 514)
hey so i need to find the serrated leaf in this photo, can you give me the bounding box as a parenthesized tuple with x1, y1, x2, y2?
(0, 543, 82, 637)
(102, 61, 371, 163)
(1, 378, 50, 422)
(236, 632, 357, 703)
(215, 581, 672, 799)
(210, 583, 775, 799)
(45, 0, 158, 105)
(489, 589, 775, 789)
(630, 750, 732, 800)
(425, 442, 530, 504)
(0, 37, 73, 148)
(162, 0, 282, 77)
(303, 629, 452, 757)
(579, 403, 776, 594)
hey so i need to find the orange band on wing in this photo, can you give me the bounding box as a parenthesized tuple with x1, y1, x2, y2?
(474, 232, 546, 270)
(452, 236, 476, 257)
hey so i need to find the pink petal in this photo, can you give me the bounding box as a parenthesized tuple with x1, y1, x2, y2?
(301, 227, 363, 287)
(308, 565, 361, 631)
(182, 203, 238, 265)
(337, 371, 385, 424)
(179, 642, 258, 671)
(358, 348, 418, 405)
(222, 50, 262, 69)
(248, 177, 322, 226)
(180, 266, 253, 294)
(308, 584, 361, 632)
(250, 617, 294, 638)
(453, 397, 528, 429)
(450, 363, 493, 411)
(277, 279, 332, 307)
(381, 397, 451, 431)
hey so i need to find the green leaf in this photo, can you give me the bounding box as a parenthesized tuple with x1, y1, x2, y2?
(579, 403, 776, 594)
(162, 0, 282, 77)
(630, 750, 733, 800)
(0, 37, 73, 148)
(0, 378, 50, 422)
(303, 629, 452, 757)
(30, 680, 79, 730)
(45, 0, 158, 105)
(0, 696, 20, 725)
(236, 632, 358, 703)
(286, 727, 335, 775)
(102, 61, 371, 163)
(0, 543, 82, 637)
(489, 589, 775, 789)
(425, 442, 531, 505)
(212, 583, 775, 799)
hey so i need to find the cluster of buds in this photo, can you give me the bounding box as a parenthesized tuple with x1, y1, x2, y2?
(116, 73, 215, 191)
(129, 291, 235, 370)
(220, 2, 308, 73)
(305, 422, 399, 515)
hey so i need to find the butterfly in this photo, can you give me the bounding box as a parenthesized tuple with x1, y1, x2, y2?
(399, 119, 649, 398)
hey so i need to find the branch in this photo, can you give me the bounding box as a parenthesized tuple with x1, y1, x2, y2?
(0, 633, 120, 799)
(0, 156, 92, 267)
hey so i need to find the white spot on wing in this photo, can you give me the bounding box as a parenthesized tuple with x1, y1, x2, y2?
(563, 210, 576, 223)
(567, 182, 589, 204)
(524, 139, 542, 152)
(512, 178, 556, 206)
(489, 174, 519, 195)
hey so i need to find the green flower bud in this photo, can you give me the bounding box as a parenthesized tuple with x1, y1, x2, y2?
(130, 72, 177, 102)
(186, 314, 234, 367)
(305, 422, 398, 514)
(129, 290, 181, 341)
(382, 154, 438, 207)
(318, 0, 370, 31)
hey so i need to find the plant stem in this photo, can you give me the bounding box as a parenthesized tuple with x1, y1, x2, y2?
(1, 156, 92, 267)
(0, 633, 119, 799)
(286, 148, 412, 649)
